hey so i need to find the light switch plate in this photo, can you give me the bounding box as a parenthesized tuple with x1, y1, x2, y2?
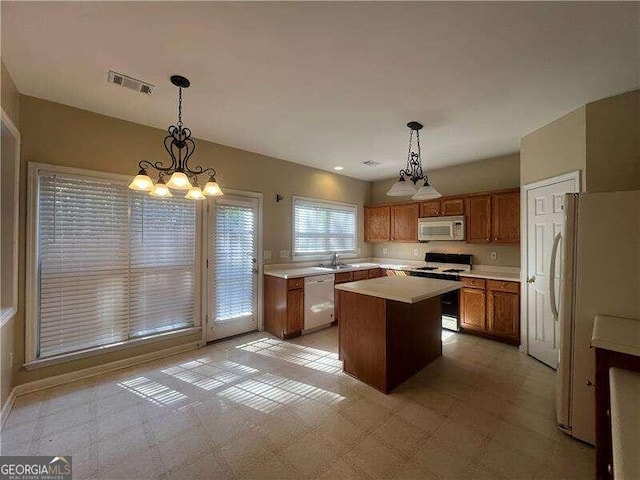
(490, 251, 497, 260)
(279, 250, 290, 258)
(264, 250, 272, 260)
(382, 247, 388, 255)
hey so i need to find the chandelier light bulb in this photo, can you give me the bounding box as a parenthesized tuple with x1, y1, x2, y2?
(128, 169, 154, 192)
(386, 177, 418, 196)
(203, 177, 224, 196)
(149, 178, 172, 198)
(185, 186, 206, 200)
(166, 171, 192, 190)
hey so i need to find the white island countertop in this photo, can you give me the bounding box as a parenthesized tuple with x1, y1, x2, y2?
(335, 275, 462, 304)
(591, 314, 640, 357)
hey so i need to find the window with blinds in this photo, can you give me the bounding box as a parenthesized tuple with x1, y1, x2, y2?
(35, 170, 196, 359)
(292, 197, 357, 256)
(213, 201, 257, 323)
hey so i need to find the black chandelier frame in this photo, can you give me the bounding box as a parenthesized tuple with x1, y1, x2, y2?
(136, 75, 217, 184)
(396, 121, 430, 185)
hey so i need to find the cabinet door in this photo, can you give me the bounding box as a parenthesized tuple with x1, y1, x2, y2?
(460, 287, 486, 331)
(492, 191, 520, 243)
(441, 198, 464, 216)
(286, 288, 304, 334)
(419, 201, 440, 217)
(352, 270, 369, 281)
(364, 206, 391, 242)
(465, 194, 492, 243)
(487, 290, 519, 340)
(390, 203, 419, 242)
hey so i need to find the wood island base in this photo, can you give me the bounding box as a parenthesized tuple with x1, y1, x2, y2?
(338, 290, 442, 393)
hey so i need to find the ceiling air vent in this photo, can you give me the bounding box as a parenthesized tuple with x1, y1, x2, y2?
(108, 70, 154, 95)
(362, 160, 381, 166)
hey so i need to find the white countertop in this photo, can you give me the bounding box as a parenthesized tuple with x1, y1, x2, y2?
(591, 314, 640, 357)
(264, 260, 520, 282)
(335, 275, 463, 304)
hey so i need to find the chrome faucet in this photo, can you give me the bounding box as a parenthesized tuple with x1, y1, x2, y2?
(331, 252, 339, 267)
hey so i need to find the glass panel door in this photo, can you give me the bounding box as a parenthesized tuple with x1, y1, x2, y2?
(207, 195, 259, 341)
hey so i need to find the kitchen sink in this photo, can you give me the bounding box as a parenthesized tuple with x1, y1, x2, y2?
(317, 264, 352, 270)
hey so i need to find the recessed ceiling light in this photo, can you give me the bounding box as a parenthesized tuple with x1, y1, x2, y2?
(334, 166, 344, 171)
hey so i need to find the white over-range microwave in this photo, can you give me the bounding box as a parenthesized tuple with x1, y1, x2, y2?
(418, 216, 466, 242)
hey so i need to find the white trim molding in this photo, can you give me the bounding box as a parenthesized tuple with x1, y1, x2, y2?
(520, 170, 581, 355)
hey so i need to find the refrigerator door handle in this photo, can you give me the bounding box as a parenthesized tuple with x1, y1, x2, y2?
(549, 232, 562, 322)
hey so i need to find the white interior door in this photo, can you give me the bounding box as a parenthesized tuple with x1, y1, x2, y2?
(207, 195, 260, 341)
(525, 177, 578, 368)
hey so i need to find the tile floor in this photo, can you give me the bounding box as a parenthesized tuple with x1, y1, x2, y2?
(1, 327, 594, 479)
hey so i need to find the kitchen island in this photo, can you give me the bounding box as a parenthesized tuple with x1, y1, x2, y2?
(335, 275, 462, 393)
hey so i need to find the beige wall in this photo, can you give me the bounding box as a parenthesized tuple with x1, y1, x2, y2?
(371, 153, 520, 203)
(1, 59, 20, 406)
(585, 89, 640, 192)
(369, 154, 521, 267)
(13, 95, 371, 386)
(520, 106, 587, 188)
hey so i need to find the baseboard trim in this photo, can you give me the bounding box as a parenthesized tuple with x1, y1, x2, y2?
(1, 388, 17, 428)
(2, 341, 200, 426)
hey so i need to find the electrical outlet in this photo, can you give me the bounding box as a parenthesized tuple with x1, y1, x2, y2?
(382, 247, 388, 256)
(263, 250, 272, 260)
(279, 250, 290, 258)
(357, 247, 361, 255)
(413, 248, 419, 257)
(490, 251, 497, 260)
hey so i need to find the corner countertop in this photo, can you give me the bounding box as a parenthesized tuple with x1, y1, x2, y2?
(591, 314, 640, 357)
(264, 258, 520, 282)
(335, 275, 463, 304)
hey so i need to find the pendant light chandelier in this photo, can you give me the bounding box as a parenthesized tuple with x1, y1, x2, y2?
(129, 75, 223, 200)
(386, 121, 441, 200)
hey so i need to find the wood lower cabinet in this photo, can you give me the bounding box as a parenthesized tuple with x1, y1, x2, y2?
(465, 194, 492, 243)
(364, 206, 391, 242)
(390, 203, 419, 242)
(492, 190, 520, 243)
(460, 276, 520, 345)
(264, 275, 304, 339)
(460, 287, 486, 332)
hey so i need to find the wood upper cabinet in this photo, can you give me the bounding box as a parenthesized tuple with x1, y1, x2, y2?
(419, 201, 441, 217)
(492, 190, 520, 243)
(364, 206, 391, 242)
(460, 287, 486, 331)
(390, 203, 419, 242)
(441, 198, 464, 216)
(465, 194, 492, 243)
(286, 288, 304, 333)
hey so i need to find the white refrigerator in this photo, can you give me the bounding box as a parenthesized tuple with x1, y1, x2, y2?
(556, 190, 640, 445)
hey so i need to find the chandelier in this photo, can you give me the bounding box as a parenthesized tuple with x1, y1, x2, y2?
(128, 75, 223, 200)
(386, 121, 441, 200)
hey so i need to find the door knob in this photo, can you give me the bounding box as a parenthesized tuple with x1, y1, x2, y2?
(527, 276, 536, 283)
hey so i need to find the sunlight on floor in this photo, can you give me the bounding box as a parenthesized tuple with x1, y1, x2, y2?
(117, 376, 187, 406)
(217, 372, 344, 413)
(236, 338, 342, 374)
(161, 360, 258, 390)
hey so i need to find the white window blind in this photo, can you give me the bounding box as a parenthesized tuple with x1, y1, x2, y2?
(36, 171, 196, 359)
(293, 197, 357, 256)
(213, 201, 257, 323)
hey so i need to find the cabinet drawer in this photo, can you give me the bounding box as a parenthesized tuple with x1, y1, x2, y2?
(287, 277, 304, 290)
(368, 268, 382, 278)
(461, 277, 486, 289)
(487, 280, 519, 293)
(335, 272, 353, 283)
(352, 270, 369, 281)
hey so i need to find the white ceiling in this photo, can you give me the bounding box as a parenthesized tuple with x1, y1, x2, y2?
(2, 2, 638, 181)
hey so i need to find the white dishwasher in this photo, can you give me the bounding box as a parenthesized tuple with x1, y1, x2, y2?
(304, 274, 335, 331)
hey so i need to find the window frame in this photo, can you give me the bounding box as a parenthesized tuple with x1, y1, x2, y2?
(0, 108, 20, 328)
(25, 162, 203, 368)
(291, 195, 358, 260)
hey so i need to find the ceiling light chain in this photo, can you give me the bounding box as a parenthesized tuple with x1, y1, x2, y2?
(128, 75, 223, 199)
(386, 121, 441, 200)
